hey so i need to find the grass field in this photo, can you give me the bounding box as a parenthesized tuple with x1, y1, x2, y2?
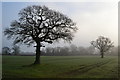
(2, 56, 118, 78)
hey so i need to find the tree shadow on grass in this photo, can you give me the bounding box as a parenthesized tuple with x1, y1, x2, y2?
(22, 63, 48, 67)
(22, 63, 40, 67)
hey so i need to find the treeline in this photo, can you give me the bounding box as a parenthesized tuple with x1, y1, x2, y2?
(41, 45, 118, 56)
(2, 45, 118, 56)
(2, 45, 20, 55)
(41, 45, 95, 56)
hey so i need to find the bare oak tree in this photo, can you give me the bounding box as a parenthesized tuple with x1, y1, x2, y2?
(91, 36, 114, 58)
(4, 5, 77, 64)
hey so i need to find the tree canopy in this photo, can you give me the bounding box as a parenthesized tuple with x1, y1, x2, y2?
(4, 5, 77, 46)
(91, 36, 114, 58)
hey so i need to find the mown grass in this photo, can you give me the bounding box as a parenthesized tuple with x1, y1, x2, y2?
(2, 56, 118, 78)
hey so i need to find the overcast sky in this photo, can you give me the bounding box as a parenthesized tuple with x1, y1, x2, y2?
(1, 2, 118, 52)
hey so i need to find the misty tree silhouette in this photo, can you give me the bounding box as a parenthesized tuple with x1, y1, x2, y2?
(4, 5, 77, 64)
(12, 45, 20, 55)
(2, 47, 11, 55)
(91, 36, 114, 58)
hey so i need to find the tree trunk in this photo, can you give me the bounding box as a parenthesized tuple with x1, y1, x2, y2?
(101, 52, 104, 58)
(34, 41, 41, 64)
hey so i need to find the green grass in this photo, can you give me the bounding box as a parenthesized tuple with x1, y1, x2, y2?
(2, 56, 118, 78)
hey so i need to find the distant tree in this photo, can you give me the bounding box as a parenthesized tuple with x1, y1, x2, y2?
(4, 5, 77, 64)
(2, 47, 11, 55)
(12, 45, 20, 55)
(91, 36, 114, 58)
(77, 46, 87, 55)
(54, 47, 61, 55)
(59, 46, 69, 56)
(45, 47, 53, 56)
(40, 48, 46, 56)
(86, 46, 95, 55)
(107, 46, 118, 56)
(70, 44, 77, 54)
